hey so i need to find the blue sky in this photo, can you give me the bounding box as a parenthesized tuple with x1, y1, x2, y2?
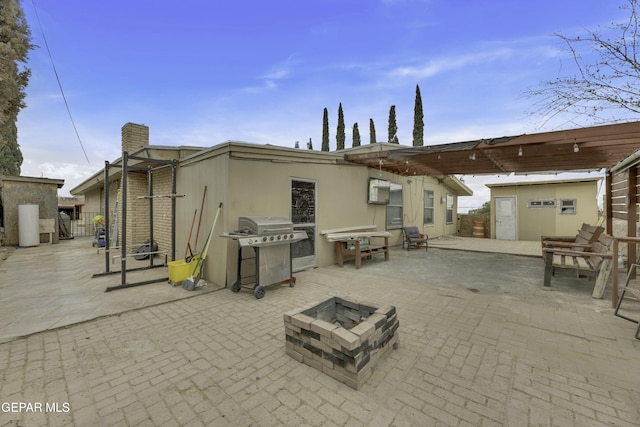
(17, 0, 631, 208)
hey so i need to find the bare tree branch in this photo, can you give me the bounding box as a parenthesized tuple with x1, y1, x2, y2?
(523, 0, 640, 124)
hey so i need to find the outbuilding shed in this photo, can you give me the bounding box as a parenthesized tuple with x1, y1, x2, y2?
(486, 178, 601, 241)
(0, 175, 65, 246)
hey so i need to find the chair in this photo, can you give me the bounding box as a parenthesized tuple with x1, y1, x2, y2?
(403, 226, 428, 251)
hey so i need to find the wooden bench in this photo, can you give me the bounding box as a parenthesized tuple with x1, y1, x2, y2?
(543, 233, 614, 298)
(321, 226, 390, 269)
(335, 235, 389, 269)
(541, 223, 604, 252)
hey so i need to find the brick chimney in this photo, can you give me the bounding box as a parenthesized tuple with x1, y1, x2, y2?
(119, 122, 150, 252)
(121, 122, 149, 153)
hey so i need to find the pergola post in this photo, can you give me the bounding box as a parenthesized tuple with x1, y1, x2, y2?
(627, 166, 637, 269)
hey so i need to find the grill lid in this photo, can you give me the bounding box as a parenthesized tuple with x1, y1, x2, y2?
(238, 216, 293, 235)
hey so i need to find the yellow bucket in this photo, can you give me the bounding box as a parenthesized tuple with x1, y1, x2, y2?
(168, 257, 200, 284)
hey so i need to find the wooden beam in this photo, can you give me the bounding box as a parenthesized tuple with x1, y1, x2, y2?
(628, 166, 638, 279)
(606, 171, 613, 235)
(344, 151, 390, 161)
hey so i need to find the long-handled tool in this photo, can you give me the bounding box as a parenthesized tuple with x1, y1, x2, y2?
(193, 186, 208, 251)
(182, 202, 222, 291)
(184, 208, 198, 262)
(185, 186, 207, 263)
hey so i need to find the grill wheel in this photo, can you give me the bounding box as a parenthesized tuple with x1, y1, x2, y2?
(254, 285, 266, 299)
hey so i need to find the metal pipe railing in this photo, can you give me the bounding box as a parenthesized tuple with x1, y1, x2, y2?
(611, 236, 640, 307)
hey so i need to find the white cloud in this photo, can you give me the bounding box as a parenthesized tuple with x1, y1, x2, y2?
(240, 55, 299, 94)
(389, 48, 513, 79)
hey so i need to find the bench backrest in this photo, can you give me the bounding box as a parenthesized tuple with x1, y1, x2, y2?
(564, 223, 605, 252)
(586, 233, 614, 270)
(574, 223, 604, 246)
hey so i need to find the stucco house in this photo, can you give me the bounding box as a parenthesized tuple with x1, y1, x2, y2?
(486, 177, 601, 241)
(70, 123, 472, 288)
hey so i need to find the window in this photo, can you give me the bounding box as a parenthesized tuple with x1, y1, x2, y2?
(386, 182, 403, 229)
(367, 178, 390, 204)
(424, 190, 434, 225)
(560, 199, 576, 214)
(528, 199, 556, 208)
(446, 194, 454, 224)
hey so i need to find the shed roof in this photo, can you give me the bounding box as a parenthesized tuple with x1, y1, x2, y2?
(0, 175, 64, 188)
(485, 177, 602, 188)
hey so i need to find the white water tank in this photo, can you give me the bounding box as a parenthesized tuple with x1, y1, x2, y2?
(18, 204, 40, 247)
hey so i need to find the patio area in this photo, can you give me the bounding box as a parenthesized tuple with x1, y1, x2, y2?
(0, 236, 638, 426)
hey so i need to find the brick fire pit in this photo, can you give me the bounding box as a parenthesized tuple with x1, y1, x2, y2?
(284, 296, 399, 390)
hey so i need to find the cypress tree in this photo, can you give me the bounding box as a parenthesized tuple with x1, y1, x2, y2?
(336, 103, 345, 150)
(388, 105, 399, 144)
(352, 123, 361, 147)
(413, 84, 424, 146)
(321, 108, 330, 151)
(369, 118, 376, 144)
(0, 0, 33, 175)
(0, 123, 22, 175)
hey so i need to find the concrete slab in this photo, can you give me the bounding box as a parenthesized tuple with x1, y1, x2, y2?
(0, 237, 221, 344)
(429, 235, 542, 257)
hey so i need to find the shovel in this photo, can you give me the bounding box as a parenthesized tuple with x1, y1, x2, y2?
(183, 202, 222, 291)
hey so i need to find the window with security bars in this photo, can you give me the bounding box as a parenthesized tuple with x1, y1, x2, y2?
(446, 194, 454, 224)
(386, 182, 403, 229)
(528, 199, 556, 208)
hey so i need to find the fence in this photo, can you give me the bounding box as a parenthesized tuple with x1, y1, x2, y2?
(457, 214, 490, 237)
(59, 211, 103, 239)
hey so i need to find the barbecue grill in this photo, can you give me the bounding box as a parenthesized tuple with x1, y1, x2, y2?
(222, 216, 308, 299)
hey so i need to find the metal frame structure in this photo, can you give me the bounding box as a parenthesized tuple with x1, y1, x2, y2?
(93, 151, 178, 292)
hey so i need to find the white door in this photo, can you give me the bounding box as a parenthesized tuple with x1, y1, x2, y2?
(495, 196, 517, 240)
(290, 179, 317, 271)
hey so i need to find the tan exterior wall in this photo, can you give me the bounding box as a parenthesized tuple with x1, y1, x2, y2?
(175, 147, 466, 287)
(403, 174, 460, 238)
(489, 180, 599, 240)
(81, 189, 102, 238)
(82, 189, 102, 216)
(175, 154, 230, 288)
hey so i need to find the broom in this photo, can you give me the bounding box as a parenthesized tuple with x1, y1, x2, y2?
(182, 202, 222, 291)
